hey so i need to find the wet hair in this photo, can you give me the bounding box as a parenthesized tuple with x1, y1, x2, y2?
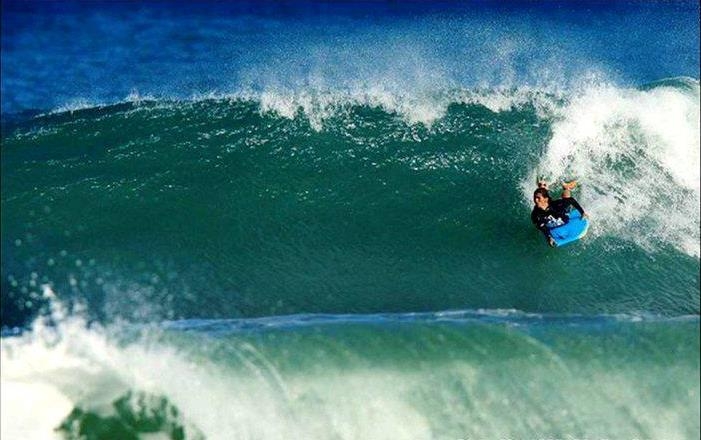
(533, 187, 550, 201)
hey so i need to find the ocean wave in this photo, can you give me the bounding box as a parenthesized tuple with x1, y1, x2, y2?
(3, 4, 699, 438)
(522, 77, 700, 257)
(2, 80, 699, 330)
(18, 76, 695, 130)
(2, 289, 699, 439)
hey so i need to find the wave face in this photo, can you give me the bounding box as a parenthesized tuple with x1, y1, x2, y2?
(2, 82, 699, 326)
(1, 1, 699, 439)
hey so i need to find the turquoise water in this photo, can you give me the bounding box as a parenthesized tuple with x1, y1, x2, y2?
(20, 312, 696, 439)
(3, 92, 699, 324)
(1, 1, 699, 439)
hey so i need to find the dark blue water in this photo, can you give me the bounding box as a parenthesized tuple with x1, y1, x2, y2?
(2, 0, 699, 115)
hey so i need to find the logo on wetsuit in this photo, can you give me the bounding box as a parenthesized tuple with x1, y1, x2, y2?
(545, 215, 565, 229)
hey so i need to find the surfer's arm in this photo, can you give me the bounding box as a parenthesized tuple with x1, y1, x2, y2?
(537, 224, 556, 247)
(563, 196, 586, 217)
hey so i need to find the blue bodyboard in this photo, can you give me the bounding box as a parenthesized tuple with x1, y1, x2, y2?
(548, 209, 589, 247)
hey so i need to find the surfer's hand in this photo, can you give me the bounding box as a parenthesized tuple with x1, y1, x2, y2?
(548, 237, 555, 247)
(581, 212, 589, 219)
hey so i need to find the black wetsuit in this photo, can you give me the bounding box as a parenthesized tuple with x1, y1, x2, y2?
(531, 197, 586, 240)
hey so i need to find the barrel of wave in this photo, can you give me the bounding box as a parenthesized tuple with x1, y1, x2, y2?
(523, 78, 700, 257)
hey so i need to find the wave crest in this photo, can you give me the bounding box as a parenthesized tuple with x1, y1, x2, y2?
(524, 78, 700, 257)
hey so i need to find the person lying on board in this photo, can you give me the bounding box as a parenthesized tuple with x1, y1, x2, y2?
(531, 179, 588, 247)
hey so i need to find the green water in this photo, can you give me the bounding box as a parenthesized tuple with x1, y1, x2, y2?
(2, 98, 698, 327)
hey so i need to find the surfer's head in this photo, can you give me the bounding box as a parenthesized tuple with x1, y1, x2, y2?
(533, 188, 550, 209)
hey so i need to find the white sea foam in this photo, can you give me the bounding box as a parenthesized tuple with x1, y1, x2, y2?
(0, 288, 116, 439)
(43, 82, 563, 130)
(255, 85, 562, 130)
(2, 288, 697, 440)
(523, 79, 700, 257)
(0, 321, 432, 439)
(44, 99, 103, 116)
(1, 287, 433, 439)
